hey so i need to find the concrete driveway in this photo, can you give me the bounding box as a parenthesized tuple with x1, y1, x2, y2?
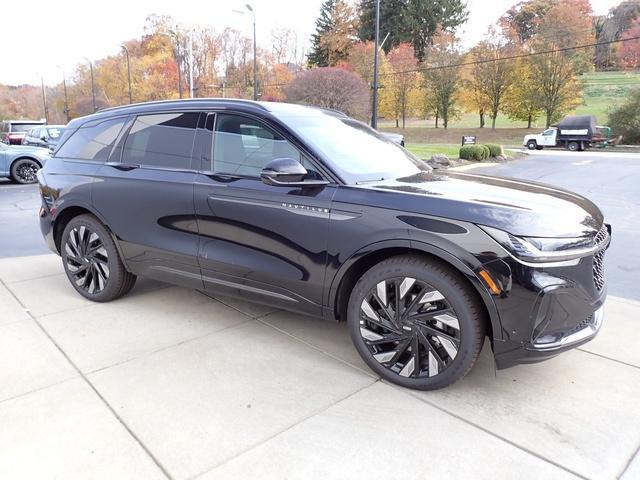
(1, 151, 640, 480)
(1, 254, 640, 480)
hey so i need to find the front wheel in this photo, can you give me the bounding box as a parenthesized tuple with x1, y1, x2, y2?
(526, 140, 537, 150)
(61, 214, 136, 302)
(10, 158, 40, 184)
(347, 255, 486, 390)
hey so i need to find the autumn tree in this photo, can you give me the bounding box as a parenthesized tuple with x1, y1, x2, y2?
(502, 60, 543, 128)
(386, 43, 420, 128)
(358, 0, 467, 61)
(422, 33, 461, 129)
(459, 75, 491, 128)
(285, 67, 369, 119)
(618, 18, 640, 69)
(499, 0, 555, 45)
(465, 32, 515, 129)
(595, 0, 640, 70)
(308, 0, 358, 67)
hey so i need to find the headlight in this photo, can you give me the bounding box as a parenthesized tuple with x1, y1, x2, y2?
(479, 225, 597, 263)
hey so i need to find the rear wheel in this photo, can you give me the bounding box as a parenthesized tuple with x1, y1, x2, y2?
(10, 158, 40, 184)
(347, 255, 486, 390)
(526, 140, 537, 150)
(568, 141, 580, 151)
(61, 214, 136, 302)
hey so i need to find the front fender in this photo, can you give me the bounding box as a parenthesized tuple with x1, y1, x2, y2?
(325, 238, 504, 342)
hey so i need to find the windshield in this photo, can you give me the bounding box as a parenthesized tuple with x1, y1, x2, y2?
(11, 123, 44, 133)
(280, 111, 429, 184)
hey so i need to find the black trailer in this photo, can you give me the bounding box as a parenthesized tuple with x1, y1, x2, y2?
(555, 115, 597, 151)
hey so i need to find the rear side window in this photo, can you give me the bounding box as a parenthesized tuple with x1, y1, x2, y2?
(122, 112, 199, 169)
(56, 118, 127, 161)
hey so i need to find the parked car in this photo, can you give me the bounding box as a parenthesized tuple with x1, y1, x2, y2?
(380, 131, 405, 147)
(22, 125, 66, 150)
(1, 119, 46, 145)
(37, 99, 610, 390)
(523, 115, 617, 151)
(0, 143, 50, 183)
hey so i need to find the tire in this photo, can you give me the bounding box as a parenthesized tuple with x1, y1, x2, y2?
(10, 158, 40, 184)
(61, 214, 136, 302)
(535, 146, 544, 150)
(526, 140, 537, 150)
(568, 141, 579, 151)
(347, 255, 486, 390)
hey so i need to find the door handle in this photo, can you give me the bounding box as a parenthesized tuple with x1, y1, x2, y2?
(105, 162, 140, 171)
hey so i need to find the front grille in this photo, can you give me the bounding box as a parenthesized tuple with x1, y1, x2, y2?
(592, 225, 608, 291)
(568, 314, 594, 335)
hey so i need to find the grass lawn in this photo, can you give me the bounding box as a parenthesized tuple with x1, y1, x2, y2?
(378, 70, 640, 133)
(405, 143, 461, 159)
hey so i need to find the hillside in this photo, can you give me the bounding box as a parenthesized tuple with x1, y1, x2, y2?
(379, 70, 640, 131)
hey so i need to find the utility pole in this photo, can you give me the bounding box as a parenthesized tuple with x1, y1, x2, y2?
(371, 0, 380, 129)
(84, 58, 97, 112)
(40, 75, 49, 123)
(59, 68, 70, 122)
(122, 44, 133, 103)
(188, 29, 194, 98)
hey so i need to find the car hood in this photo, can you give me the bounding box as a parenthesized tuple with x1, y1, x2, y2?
(7, 145, 50, 154)
(360, 171, 603, 238)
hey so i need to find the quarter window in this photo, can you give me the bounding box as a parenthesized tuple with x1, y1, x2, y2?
(123, 112, 199, 169)
(213, 114, 301, 176)
(55, 117, 127, 161)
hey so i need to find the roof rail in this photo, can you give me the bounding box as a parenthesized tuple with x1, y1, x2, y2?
(97, 97, 269, 114)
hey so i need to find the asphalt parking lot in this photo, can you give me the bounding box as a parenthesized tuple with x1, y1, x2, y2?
(1, 152, 639, 480)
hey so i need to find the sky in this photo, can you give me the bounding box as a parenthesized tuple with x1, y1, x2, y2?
(1, 0, 622, 86)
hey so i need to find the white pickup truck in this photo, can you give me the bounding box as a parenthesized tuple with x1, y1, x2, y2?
(523, 115, 602, 152)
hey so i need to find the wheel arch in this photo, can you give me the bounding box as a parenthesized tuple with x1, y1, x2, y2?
(52, 203, 129, 270)
(10, 155, 43, 169)
(328, 240, 503, 343)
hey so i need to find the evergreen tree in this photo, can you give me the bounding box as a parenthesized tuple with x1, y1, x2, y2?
(357, 0, 468, 61)
(308, 0, 337, 67)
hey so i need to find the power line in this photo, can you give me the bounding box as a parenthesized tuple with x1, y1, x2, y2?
(377, 35, 640, 78)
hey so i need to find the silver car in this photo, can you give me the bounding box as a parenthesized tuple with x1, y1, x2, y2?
(0, 143, 50, 184)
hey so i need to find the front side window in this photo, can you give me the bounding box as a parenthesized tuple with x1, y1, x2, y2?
(542, 129, 554, 136)
(123, 112, 199, 169)
(213, 114, 301, 177)
(55, 117, 126, 161)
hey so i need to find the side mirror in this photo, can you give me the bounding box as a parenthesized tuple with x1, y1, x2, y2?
(260, 158, 328, 187)
(40, 134, 47, 141)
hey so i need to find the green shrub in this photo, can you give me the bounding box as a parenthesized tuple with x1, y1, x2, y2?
(480, 145, 490, 159)
(609, 89, 640, 144)
(459, 145, 486, 161)
(485, 143, 504, 157)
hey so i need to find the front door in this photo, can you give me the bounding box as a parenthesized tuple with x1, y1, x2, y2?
(193, 112, 336, 316)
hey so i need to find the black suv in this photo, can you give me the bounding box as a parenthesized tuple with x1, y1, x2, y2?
(37, 99, 610, 390)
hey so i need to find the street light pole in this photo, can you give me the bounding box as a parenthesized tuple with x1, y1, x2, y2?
(246, 4, 257, 101)
(84, 57, 97, 112)
(371, 0, 380, 129)
(122, 44, 133, 104)
(188, 30, 194, 98)
(40, 75, 49, 123)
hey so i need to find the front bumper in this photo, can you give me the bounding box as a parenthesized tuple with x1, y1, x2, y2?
(486, 224, 610, 369)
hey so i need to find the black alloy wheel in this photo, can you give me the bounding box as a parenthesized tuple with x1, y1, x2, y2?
(10, 159, 40, 184)
(64, 225, 110, 294)
(348, 255, 486, 390)
(61, 214, 137, 302)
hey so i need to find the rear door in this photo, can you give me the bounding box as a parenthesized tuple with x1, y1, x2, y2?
(92, 111, 202, 288)
(193, 112, 336, 315)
